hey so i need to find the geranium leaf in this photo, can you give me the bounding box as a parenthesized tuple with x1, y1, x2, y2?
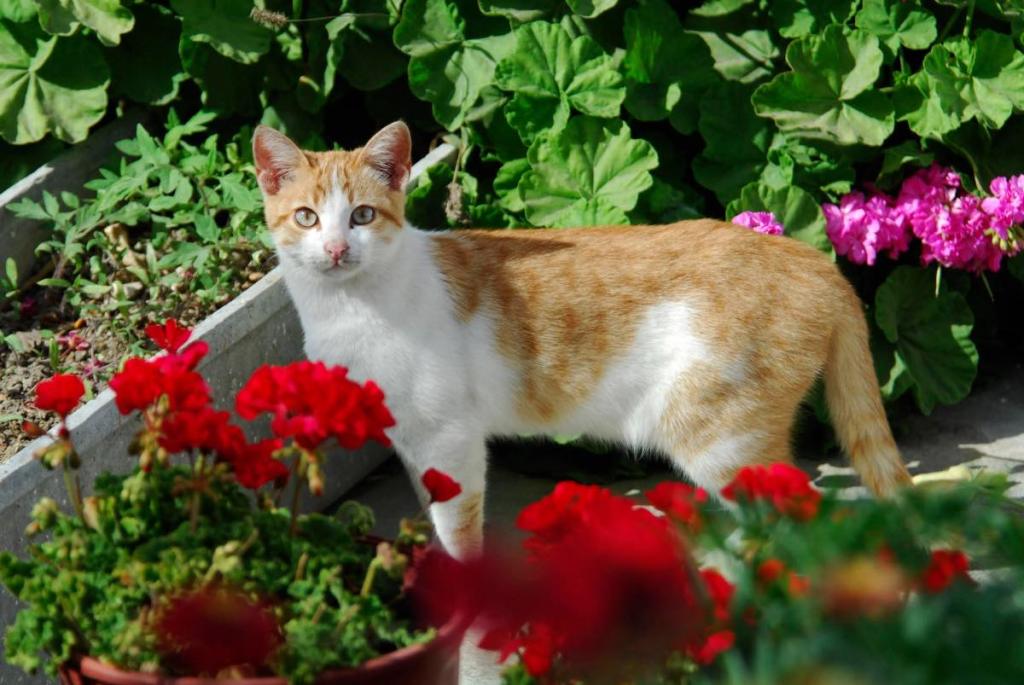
(171, 0, 272, 65)
(771, 0, 857, 39)
(495, 21, 624, 143)
(566, 0, 619, 18)
(180, 41, 261, 115)
(855, 0, 937, 60)
(0, 0, 37, 22)
(899, 31, 1024, 138)
(690, 26, 778, 84)
(752, 26, 894, 146)
(693, 82, 775, 205)
(107, 4, 183, 106)
(623, 0, 717, 129)
(478, 0, 557, 22)
(518, 116, 658, 227)
(874, 266, 978, 414)
(0, 22, 109, 144)
(37, 0, 134, 46)
(726, 180, 831, 252)
(395, 0, 515, 130)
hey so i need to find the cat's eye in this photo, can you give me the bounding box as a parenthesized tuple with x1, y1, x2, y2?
(351, 205, 376, 226)
(294, 207, 318, 228)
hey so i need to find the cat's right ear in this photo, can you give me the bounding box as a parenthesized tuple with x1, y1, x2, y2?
(253, 126, 305, 195)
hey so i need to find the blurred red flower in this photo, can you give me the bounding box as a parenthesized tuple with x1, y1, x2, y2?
(154, 587, 282, 675)
(34, 374, 85, 418)
(645, 481, 708, 532)
(145, 319, 192, 353)
(921, 549, 971, 594)
(722, 463, 821, 520)
(422, 468, 462, 504)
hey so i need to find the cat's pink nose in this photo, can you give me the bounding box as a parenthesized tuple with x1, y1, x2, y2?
(324, 241, 348, 263)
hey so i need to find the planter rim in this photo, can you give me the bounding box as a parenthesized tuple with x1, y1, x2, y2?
(72, 612, 469, 685)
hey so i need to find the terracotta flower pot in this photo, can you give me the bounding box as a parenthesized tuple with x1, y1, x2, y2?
(58, 615, 465, 685)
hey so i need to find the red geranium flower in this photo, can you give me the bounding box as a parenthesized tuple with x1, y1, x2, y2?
(687, 629, 734, 665)
(34, 374, 85, 418)
(645, 481, 708, 532)
(236, 362, 394, 451)
(109, 358, 165, 414)
(146, 319, 192, 353)
(422, 468, 462, 504)
(722, 463, 821, 520)
(231, 439, 288, 490)
(154, 587, 282, 675)
(920, 549, 971, 594)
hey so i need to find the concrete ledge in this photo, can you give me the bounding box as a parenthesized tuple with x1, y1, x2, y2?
(0, 142, 457, 685)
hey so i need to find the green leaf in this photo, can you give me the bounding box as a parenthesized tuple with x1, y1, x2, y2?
(622, 0, 717, 129)
(518, 116, 658, 227)
(325, 15, 406, 93)
(899, 31, 1024, 138)
(171, 0, 272, 64)
(4, 257, 17, 286)
(37, 0, 134, 46)
(194, 214, 218, 243)
(693, 82, 774, 205)
(495, 21, 624, 143)
(0, 137, 64, 191)
(772, 0, 857, 39)
(180, 41, 261, 115)
(0, 0, 37, 22)
(690, 26, 778, 84)
(727, 180, 831, 252)
(874, 266, 978, 414)
(855, 0, 937, 60)
(877, 140, 934, 187)
(630, 178, 703, 224)
(405, 161, 453, 229)
(106, 4, 183, 106)
(0, 22, 109, 144)
(395, 0, 515, 130)
(478, 0, 556, 22)
(566, 0, 618, 18)
(493, 157, 529, 214)
(752, 26, 894, 146)
(693, 0, 755, 17)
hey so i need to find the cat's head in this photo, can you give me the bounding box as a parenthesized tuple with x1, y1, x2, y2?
(252, 122, 412, 281)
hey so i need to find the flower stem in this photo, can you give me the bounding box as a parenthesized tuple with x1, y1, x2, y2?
(360, 558, 381, 598)
(288, 452, 305, 536)
(963, 0, 976, 38)
(62, 467, 85, 523)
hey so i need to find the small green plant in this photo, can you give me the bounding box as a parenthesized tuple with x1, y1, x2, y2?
(7, 110, 272, 352)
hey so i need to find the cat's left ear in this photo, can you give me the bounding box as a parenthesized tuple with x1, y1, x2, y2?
(361, 121, 412, 191)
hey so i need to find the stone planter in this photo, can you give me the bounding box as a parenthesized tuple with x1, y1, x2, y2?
(0, 141, 458, 684)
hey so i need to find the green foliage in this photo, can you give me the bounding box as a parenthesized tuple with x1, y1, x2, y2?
(6, 110, 271, 355)
(0, 466, 431, 683)
(874, 267, 978, 413)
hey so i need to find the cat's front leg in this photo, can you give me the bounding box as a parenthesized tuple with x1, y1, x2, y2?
(398, 426, 488, 561)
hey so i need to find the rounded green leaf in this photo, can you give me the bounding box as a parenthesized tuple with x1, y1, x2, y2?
(0, 0, 37, 22)
(874, 266, 978, 414)
(171, 0, 272, 64)
(900, 31, 1024, 138)
(479, 0, 557, 22)
(771, 0, 857, 39)
(107, 4, 183, 105)
(37, 0, 134, 46)
(395, 0, 515, 130)
(726, 180, 831, 253)
(0, 21, 109, 144)
(180, 41, 260, 115)
(752, 26, 894, 146)
(566, 0, 619, 18)
(495, 21, 624, 142)
(518, 116, 658, 227)
(623, 0, 717, 128)
(855, 0, 937, 59)
(693, 81, 774, 205)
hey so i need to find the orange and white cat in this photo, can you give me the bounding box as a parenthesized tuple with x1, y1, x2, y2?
(252, 121, 911, 560)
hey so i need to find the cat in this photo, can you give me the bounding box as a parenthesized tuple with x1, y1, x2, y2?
(252, 121, 912, 560)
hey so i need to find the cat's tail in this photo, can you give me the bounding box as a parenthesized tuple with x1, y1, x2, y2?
(824, 300, 912, 496)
